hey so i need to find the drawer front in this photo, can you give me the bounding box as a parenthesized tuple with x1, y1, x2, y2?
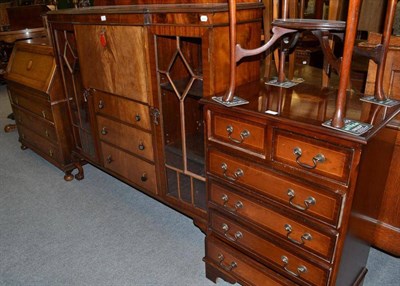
(7, 47, 55, 92)
(210, 183, 337, 261)
(18, 125, 61, 162)
(209, 213, 331, 286)
(10, 91, 53, 122)
(208, 150, 343, 227)
(272, 129, 353, 183)
(97, 115, 153, 162)
(93, 90, 151, 131)
(100, 142, 157, 194)
(206, 236, 297, 286)
(207, 110, 267, 157)
(13, 107, 57, 143)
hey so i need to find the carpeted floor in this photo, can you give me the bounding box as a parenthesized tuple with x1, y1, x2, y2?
(1, 84, 399, 285)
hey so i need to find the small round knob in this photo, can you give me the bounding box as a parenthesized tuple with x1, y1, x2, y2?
(135, 114, 141, 122)
(106, 155, 113, 164)
(101, 127, 108, 135)
(98, 100, 104, 109)
(141, 173, 148, 182)
(138, 142, 145, 150)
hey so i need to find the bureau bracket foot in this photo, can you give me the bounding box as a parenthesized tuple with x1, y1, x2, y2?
(4, 124, 16, 133)
(204, 261, 237, 285)
(73, 162, 84, 180)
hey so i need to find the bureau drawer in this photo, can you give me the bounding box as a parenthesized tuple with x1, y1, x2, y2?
(18, 125, 61, 162)
(206, 236, 297, 286)
(97, 115, 153, 162)
(272, 129, 354, 184)
(207, 110, 267, 158)
(209, 183, 337, 261)
(100, 142, 157, 194)
(208, 214, 331, 286)
(13, 107, 57, 143)
(208, 150, 344, 227)
(93, 90, 151, 131)
(9, 90, 53, 122)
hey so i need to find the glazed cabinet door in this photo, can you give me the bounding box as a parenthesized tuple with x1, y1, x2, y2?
(51, 23, 98, 163)
(151, 31, 208, 222)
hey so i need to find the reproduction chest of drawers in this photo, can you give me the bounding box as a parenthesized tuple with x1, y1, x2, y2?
(202, 81, 400, 285)
(5, 39, 76, 180)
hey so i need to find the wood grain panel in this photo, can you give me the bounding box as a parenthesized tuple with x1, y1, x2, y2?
(75, 25, 149, 103)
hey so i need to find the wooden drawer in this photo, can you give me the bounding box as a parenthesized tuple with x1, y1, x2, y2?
(93, 90, 151, 131)
(207, 110, 267, 158)
(13, 107, 57, 143)
(6, 42, 56, 92)
(209, 183, 337, 261)
(272, 129, 354, 184)
(208, 150, 344, 227)
(100, 142, 157, 194)
(209, 213, 332, 286)
(18, 125, 61, 162)
(9, 90, 53, 122)
(97, 115, 154, 162)
(206, 236, 297, 286)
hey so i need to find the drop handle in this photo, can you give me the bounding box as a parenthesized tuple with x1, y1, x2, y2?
(281, 255, 307, 277)
(218, 254, 237, 272)
(221, 162, 244, 182)
(287, 189, 316, 211)
(101, 127, 108, 135)
(221, 194, 243, 212)
(293, 147, 325, 169)
(221, 223, 243, 242)
(26, 60, 33, 71)
(284, 224, 312, 245)
(98, 100, 104, 109)
(226, 125, 250, 144)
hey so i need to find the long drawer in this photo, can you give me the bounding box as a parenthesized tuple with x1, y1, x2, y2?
(9, 89, 53, 122)
(206, 236, 297, 286)
(17, 125, 61, 162)
(13, 107, 57, 143)
(209, 182, 337, 261)
(208, 150, 344, 227)
(100, 142, 157, 194)
(93, 90, 151, 131)
(97, 115, 154, 162)
(209, 212, 332, 286)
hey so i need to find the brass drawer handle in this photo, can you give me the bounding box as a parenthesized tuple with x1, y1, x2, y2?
(141, 173, 148, 182)
(221, 223, 243, 242)
(98, 100, 104, 109)
(281, 255, 307, 277)
(226, 125, 250, 144)
(106, 155, 113, 164)
(49, 149, 54, 157)
(218, 254, 237, 272)
(135, 114, 141, 122)
(221, 162, 243, 182)
(287, 189, 316, 211)
(101, 127, 108, 135)
(41, 110, 47, 119)
(284, 224, 312, 245)
(293, 147, 325, 169)
(221, 194, 243, 212)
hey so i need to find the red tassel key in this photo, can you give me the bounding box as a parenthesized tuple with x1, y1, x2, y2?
(99, 29, 107, 48)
